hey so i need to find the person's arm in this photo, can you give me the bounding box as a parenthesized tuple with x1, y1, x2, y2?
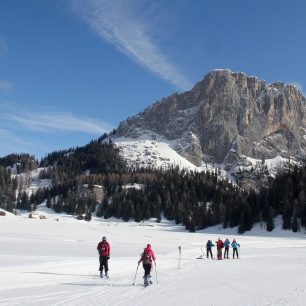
(107, 243, 111, 258)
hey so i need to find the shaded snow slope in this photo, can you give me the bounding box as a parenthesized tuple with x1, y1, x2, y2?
(1, 206, 306, 306)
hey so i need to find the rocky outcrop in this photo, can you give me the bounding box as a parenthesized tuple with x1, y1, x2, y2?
(115, 70, 306, 169)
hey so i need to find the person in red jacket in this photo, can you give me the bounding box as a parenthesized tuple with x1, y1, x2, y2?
(138, 244, 156, 286)
(97, 236, 110, 278)
(216, 238, 224, 260)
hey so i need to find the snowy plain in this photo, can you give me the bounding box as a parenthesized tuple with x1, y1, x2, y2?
(1, 206, 306, 306)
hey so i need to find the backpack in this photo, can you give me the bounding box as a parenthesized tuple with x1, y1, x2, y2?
(99, 242, 109, 256)
(143, 250, 152, 264)
(217, 240, 224, 249)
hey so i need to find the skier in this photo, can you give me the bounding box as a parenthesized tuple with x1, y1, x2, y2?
(231, 239, 240, 259)
(216, 237, 224, 260)
(138, 244, 156, 286)
(97, 236, 110, 278)
(224, 238, 230, 259)
(206, 240, 214, 259)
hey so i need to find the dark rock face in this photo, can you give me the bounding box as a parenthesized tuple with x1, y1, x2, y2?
(116, 70, 306, 169)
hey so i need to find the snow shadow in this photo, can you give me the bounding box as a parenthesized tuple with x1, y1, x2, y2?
(24, 271, 94, 277)
(62, 282, 139, 288)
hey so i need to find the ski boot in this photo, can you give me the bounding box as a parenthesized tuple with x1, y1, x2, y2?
(143, 276, 149, 287)
(148, 275, 152, 285)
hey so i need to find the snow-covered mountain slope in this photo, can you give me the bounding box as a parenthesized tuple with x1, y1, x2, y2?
(12, 167, 51, 196)
(114, 136, 205, 171)
(1, 205, 306, 306)
(112, 69, 306, 187)
(113, 135, 294, 188)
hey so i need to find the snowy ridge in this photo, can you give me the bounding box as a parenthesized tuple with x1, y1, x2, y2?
(113, 136, 230, 178)
(114, 136, 200, 171)
(113, 136, 293, 185)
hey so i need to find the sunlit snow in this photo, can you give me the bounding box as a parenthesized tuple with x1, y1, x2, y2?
(1, 205, 306, 306)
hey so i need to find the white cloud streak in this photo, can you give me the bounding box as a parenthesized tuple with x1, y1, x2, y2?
(6, 111, 114, 135)
(71, 0, 191, 91)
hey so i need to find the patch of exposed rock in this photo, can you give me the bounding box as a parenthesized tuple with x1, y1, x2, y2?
(116, 70, 306, 170)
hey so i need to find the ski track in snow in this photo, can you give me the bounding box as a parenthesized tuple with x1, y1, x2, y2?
(1, 210, 306, 306)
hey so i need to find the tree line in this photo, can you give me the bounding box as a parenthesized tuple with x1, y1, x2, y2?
(0, 140, 305, 233)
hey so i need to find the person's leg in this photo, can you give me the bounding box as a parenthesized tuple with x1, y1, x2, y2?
(99, 256, 103, 272)
(143, 264, 151, 284)
(104, 257, 109, 275)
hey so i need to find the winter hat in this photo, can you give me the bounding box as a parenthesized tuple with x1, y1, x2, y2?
(102, 236, 107, 241)
(147, 244, 151, 248)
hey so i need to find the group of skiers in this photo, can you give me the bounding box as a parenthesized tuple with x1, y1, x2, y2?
(96, 236, 241, 286)
(97, 236, 156, 286)
(206, 238, 240, 260)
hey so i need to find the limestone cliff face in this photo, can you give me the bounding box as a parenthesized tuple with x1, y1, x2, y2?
(116, 70, 306, 168)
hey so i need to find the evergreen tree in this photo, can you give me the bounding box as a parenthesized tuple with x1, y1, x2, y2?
(292, 214, 298, 232)
(266, 207, 274, 232)
(282, 196, 292, 230)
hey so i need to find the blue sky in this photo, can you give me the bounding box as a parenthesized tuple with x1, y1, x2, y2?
(0, 0, 305, 158)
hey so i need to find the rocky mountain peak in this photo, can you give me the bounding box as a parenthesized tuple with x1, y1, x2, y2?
(115, 70, 306, 170)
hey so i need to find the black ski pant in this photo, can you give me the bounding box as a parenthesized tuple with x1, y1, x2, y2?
(224, 247, 229, 258)
(206, 248, 213, 258)
(99, 256, 109, 273)
(233, 248, 239, 258)
(143, 263, 152, 278)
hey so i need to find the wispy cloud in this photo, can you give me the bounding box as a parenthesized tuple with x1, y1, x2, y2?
(6, 111, 114, 135)
(0, 81, 12, 93)
(71, 0, 191, 91)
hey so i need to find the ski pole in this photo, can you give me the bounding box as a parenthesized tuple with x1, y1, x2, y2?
(154, 261, 158, 284)
(200, 247, 205, 258)
(132, 263, 140, 285)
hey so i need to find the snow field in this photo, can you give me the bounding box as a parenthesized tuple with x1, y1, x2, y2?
(1, 210, 306, 306)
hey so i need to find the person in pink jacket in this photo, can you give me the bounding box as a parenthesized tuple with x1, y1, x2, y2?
(138, 244, 156, 286)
